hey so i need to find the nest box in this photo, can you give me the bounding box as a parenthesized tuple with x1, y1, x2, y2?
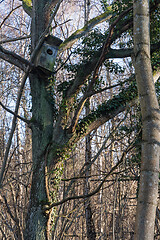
(35, 35, 63, 74)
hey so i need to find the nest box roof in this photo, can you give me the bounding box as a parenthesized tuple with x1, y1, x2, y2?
(45, 35, 63, 47)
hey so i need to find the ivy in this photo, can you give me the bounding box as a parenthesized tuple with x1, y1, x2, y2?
(76, 80, 138, 136)
(104, 59, 125, 74)
(57, 80, 74, 98)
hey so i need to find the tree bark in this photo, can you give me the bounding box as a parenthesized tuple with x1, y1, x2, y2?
(133, 0, 160, 239)
(24, 0, 56, 239)
(24, 72, 54, 239)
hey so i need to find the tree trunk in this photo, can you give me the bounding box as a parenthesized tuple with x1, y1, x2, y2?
(84, 120, 96, 240)
(133, 0, 160, 239)
(24, 0, 56, 239)
(83, 1, 96, 238)
(24, 71, 54, 239)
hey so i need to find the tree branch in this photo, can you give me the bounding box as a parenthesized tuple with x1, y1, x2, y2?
(0, 35, 31, 44)
(59, 7, 113, 51)
(0, 101, 30, 124)
(0, 5, 22, 29)
(45, 142, 133, 210)
(0, 45, 33, 71)
(57, 113, 129, 205)
(0, 226, 7, 240)
(2, 195, 18, 224)
(69, 7, 132, 132)
(21, 0, 32, 17)
(0, 70, 29, 187)
(70, 80, 129, 132)
(74, 81, 138, 140)
(48, 80, 138, 171)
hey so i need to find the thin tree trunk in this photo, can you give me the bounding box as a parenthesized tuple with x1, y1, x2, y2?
(84, 125, 96, 240)
(133, 0, 160, 239)
(83, 1, 96, 239)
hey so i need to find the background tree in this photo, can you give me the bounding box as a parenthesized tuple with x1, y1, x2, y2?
(0, 0, 160, 239)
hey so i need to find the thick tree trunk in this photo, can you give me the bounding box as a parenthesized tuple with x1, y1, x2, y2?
(133, 0, 160, 239)
(24, 72, 54, 239)
(24, 0, 56, 239)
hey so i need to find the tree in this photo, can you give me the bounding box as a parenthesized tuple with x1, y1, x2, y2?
(0, 0, 160, 239)
(133, 0, 160, 239)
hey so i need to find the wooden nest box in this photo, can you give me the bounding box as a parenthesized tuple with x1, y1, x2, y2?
(35, 35, 63, 74)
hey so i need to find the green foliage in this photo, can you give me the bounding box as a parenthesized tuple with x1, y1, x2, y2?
(152, 50, 160, 72)
(100, 0, 110, 12)
(60, 29, 105, 77)
(101, 0, 132, 15)
(150, 6, 160, 71)
(150, 6, 160, 44)
(104, 60, 125, 74)
(57, 80, 73, 98)
(155, 78, 160, 103)
(22, 0, 32, 16)
(70, 29, 105, 64)
(102, 0, 133, 33)
(61, 28, 126, 96)
(51, 164, 64, 188)
(76, 80, 138, 136)
(112, 0, 132, 13)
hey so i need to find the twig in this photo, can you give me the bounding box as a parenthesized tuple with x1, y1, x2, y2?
(0, 5, 22, 29)
(2, 195, 18, 224)
(61, 113, 129, 202)
(45, 146, 130, 210)
(0, 226, 7, 240)
(0, 101, 30, 124)
(0, 35, 31, 44)
(59, 9, 113, 51)
(0, 70, 29, 187)
(90, 7, 132, 91)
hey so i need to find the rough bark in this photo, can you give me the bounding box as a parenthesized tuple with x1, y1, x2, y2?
(133, 0, 160, 239)
(24, 0, 58, 239)
(24, 72, 54, 239)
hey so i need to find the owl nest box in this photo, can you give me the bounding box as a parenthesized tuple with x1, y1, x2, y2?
(35, 35, 63, 74)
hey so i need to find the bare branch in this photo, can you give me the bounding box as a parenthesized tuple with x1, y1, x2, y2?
(0, 226, 7, 240)
(69, 8, 132, 132)
(90, 7, 132, 90)
(0, 35, 31, 44)
(59, 8, 113, 51)
(2, 195, 18, 224)
(0, 70, 29, 187)
(74, 86, 137, 140)
(45, 142, 134, 210)
(70, 80, 128, 133)
(0, 5, 22, 29)
(0, 101, 30, 124)
(0, 45, 33, 71)
(57, 113, 129, 205)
